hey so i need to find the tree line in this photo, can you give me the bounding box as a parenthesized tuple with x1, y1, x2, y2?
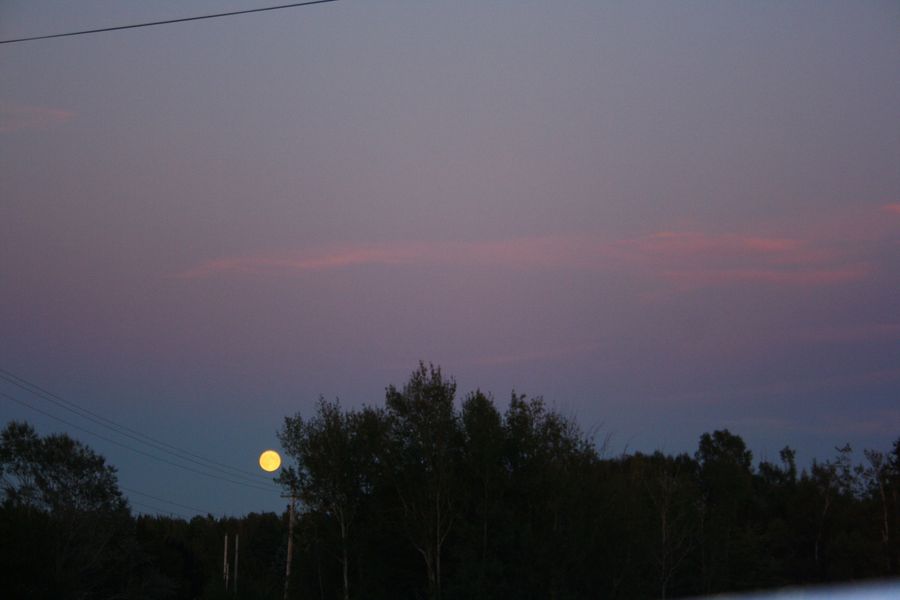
(1, 362, 898, 599)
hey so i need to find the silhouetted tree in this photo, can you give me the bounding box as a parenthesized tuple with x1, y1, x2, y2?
(0, 421, 168, 599)
(278, 398, 386, 600)
(695, 429, 755, 592)
(16, 367, 893, 599)
(451, 390, 506, 599)
(384, 363, 462, 600)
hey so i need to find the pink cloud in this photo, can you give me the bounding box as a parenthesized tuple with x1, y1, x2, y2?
(660, 265, 870, 287)
(0, 103, 74, 133)
(178, 228, 868, 290)
(614, 231, 827, 266)
(619, 231, 801, 257)
(784, 204, 900, 244)
(177, 237, 602, 279)
(177, 245, 420, 278)
(610, 230, 863, 289)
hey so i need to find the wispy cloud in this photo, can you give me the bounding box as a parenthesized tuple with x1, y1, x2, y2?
(176, 237, 601, 279)
(0, 103, 74, 133)
(177, 245, 419, 279)
(611, 231, 866, 288)
(178, 228, 868, 290)
(615, 231, 805, 259)
(659, 265, 869, 287)
(882, 203, 900, 216)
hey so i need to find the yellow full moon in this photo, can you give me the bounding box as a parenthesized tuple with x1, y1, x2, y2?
(259, 450, 281, 472)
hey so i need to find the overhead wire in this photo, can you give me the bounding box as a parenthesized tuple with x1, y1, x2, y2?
(121, 485, 213, 516)
(0, 368, 272, 482)
(0, 390, 276, 493)
(0, 368, 273, 484)
(0, 377, 255, 513)
(0, 0, 339, 45)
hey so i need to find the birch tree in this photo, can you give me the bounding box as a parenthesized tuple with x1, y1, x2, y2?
(384, 363, 461, 600)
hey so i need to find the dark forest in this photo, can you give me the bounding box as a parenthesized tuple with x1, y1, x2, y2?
(2, 364, 898, 599)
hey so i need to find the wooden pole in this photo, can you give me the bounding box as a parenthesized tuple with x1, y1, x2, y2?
(234, 534, 239, 596)
(284, 489, 296, 600)
(224, 534, 230, 591)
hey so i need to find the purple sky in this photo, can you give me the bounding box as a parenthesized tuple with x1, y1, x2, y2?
(2, 0, 898, 517)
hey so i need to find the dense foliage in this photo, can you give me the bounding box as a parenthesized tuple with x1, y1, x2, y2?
(0, 421, 169, 598)
(2, 364, 898, 598)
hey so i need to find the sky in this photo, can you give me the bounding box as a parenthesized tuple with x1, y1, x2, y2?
(1, 0, 898, 517)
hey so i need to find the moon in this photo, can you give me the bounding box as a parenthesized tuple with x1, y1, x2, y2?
(258, 449, 281, 472)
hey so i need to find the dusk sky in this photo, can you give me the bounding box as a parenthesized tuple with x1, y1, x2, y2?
(2, 0, 898, 517)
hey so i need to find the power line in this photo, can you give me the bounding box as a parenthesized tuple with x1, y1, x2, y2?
(0, 369, 272, 484)
(1, 390, 276, 492)
(0, 391, 276, 493)
(0, 370, 272, 485)
(0, 0, 338, 45)
(121, 485, 212, 516)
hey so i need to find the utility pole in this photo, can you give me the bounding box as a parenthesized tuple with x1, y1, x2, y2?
(234, 534, 239, 596)
(283, 486, 296, 600)
(223, 533, 230, 591)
